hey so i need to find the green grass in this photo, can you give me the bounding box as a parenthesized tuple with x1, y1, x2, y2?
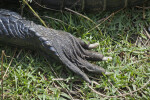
(0, 4, 150, 100)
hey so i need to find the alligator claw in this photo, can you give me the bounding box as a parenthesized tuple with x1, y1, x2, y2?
(88, 43, 99, 49)
(102, 57, 112, 61)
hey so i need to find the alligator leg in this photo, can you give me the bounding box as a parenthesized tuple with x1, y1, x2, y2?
(0, 9, 112, 83)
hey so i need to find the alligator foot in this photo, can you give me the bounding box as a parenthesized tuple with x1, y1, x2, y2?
(48, 32, 113, 83)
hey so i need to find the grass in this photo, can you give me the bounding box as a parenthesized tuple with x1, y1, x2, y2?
(0, 2, 150, 100)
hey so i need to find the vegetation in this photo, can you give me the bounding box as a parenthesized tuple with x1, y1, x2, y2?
(0, 1, 150, 99)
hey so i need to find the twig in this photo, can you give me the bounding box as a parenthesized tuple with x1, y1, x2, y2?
(2, 48, 17, 80)
(52, 78, 67, 81)
(89, 79, 150, 98)
(42, 16, 77, 30)
(43, 16, 68, 26)
(1, 50, 5, 100)
(144, 39, 150, 46)
(86, 8, 123, 33)
(22, 0, 47, 27)
(64, 7, 101, 32)
(143, 28, 150, 39)
(33, 0, 60, 12)
(86, 13, 114, 33)
(16, 49, 22, 58)
(64, 7, 96, 25)
(92, 81, 101, 85)
(108, 80, 122, 96)
(136, 6, 150, 9)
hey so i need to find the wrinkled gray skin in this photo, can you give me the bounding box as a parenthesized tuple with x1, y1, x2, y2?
(0, 9, 112, 83)
(0, 0, 148, 12)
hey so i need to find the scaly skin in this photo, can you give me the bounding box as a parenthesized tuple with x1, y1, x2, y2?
(0, 9, 112, 83)
(0, 0, 148, 12)
(37, 0, 147, 12)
